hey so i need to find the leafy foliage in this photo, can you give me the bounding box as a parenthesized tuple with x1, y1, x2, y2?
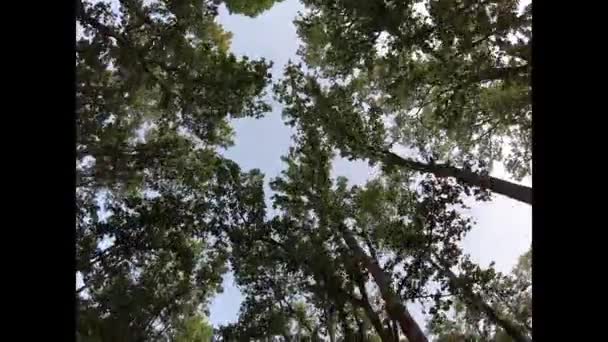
(224, 120, 530, 341)
(286, 0, 532, 180)
(275, 60, 529, 204)
(224, 0, 286, 17)
(173, 313, 214, 342)
(76, 0, 532, 341)
(76, 0, 276, 339)
(429, 249, 532, 341)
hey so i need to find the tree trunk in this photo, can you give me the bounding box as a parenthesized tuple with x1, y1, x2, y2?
(328, 310, 336, 342)
(382, 151, 532, 205)
(265, 235, 390, 342)
(431, 259, 532, 342)
(340, 225, 428, 342)
(391, 320, 399, 342)
(355, 279, 393, 342)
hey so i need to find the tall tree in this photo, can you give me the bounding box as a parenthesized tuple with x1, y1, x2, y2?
(76, 0, 278, 339)
(276, 0, 532, 204)
(428, 249, 532, 342)
(275, 61, 530, 204)
(348, 168, 530, 342)
(230, 127, 429, 342)
(224, 124, 530, 342)
(76, 160, 267, 340)
(217, 129, 388, 341)
(76, 1, 532, 341)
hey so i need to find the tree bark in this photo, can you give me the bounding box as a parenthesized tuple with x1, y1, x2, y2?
(340, 225, 428, 342)
(382, 151, 532, 205)
(391, 320, 399, 342)
(355, 278, 393, 342)
(262, 235, 391, 342)
(430, 259, 532, 342)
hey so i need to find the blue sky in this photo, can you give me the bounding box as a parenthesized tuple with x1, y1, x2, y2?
(210, 0, 531, 329)
(210, 0, 384, 326)
(209, 0, 304, 326)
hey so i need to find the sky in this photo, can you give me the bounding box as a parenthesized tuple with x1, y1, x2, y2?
(209, 0, 532, 330)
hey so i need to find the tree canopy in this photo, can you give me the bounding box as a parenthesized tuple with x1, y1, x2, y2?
(76, 0, 532, 341)
(224, 0, 286, 17)
(294, 0, 531, 180)
(77, 0, 277, 340)
(216, 120, 530, 342)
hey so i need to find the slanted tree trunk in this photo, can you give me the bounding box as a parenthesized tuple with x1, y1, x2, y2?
(354, 278, 393, 342)
(340, 225, 428, 342)
(430, 258, 532, 342)
(263, 235, 392, 342)
(382, 151, 532, 205)
(391, 320, 399, 342)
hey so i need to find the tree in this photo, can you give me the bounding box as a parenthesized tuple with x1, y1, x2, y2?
(217, 118, 530, 342)
(275, 0, 532, 203)
(221, 126, 428, 342)
(76, 0, 276, 339)
(429, 249, 532, 342)
(251, 117, 533, 340)
(275, 61, 530, 204)
(76, 180, 230, 340)
(224, 0, 285, 17)
(173, 313, 214, 342)
(348, 169, 530, 342)
(76, 0, 533, 340)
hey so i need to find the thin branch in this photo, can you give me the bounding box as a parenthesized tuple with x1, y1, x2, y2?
(82, 244, 118, 271)
(470, 119, 501, 146)
(362, 234, 379, 264)
(76, 283, 89, 295)
(403, 293, 455, 301)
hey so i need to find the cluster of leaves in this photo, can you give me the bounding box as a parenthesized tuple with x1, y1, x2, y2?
(76, 0, 280, 340)
(429, 250, 532, 341)
(289, 0, 532, 180)
(224, 0, 286, 17)
(173, 313, 214, 342)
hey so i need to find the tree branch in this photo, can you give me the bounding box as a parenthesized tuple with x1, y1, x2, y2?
(429, 255, 531, 342)
(380, 150, 532, 204)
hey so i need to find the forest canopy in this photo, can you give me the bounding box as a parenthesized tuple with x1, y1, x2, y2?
(76, 0, 532, 341)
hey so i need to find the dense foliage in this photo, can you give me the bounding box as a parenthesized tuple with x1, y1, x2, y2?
(294, 0, 531, 180)
(224, 0, 286, 17)
(219, 125, 531, 342)
(76, 0, 275, 340)
(76, 0, 532, 341)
